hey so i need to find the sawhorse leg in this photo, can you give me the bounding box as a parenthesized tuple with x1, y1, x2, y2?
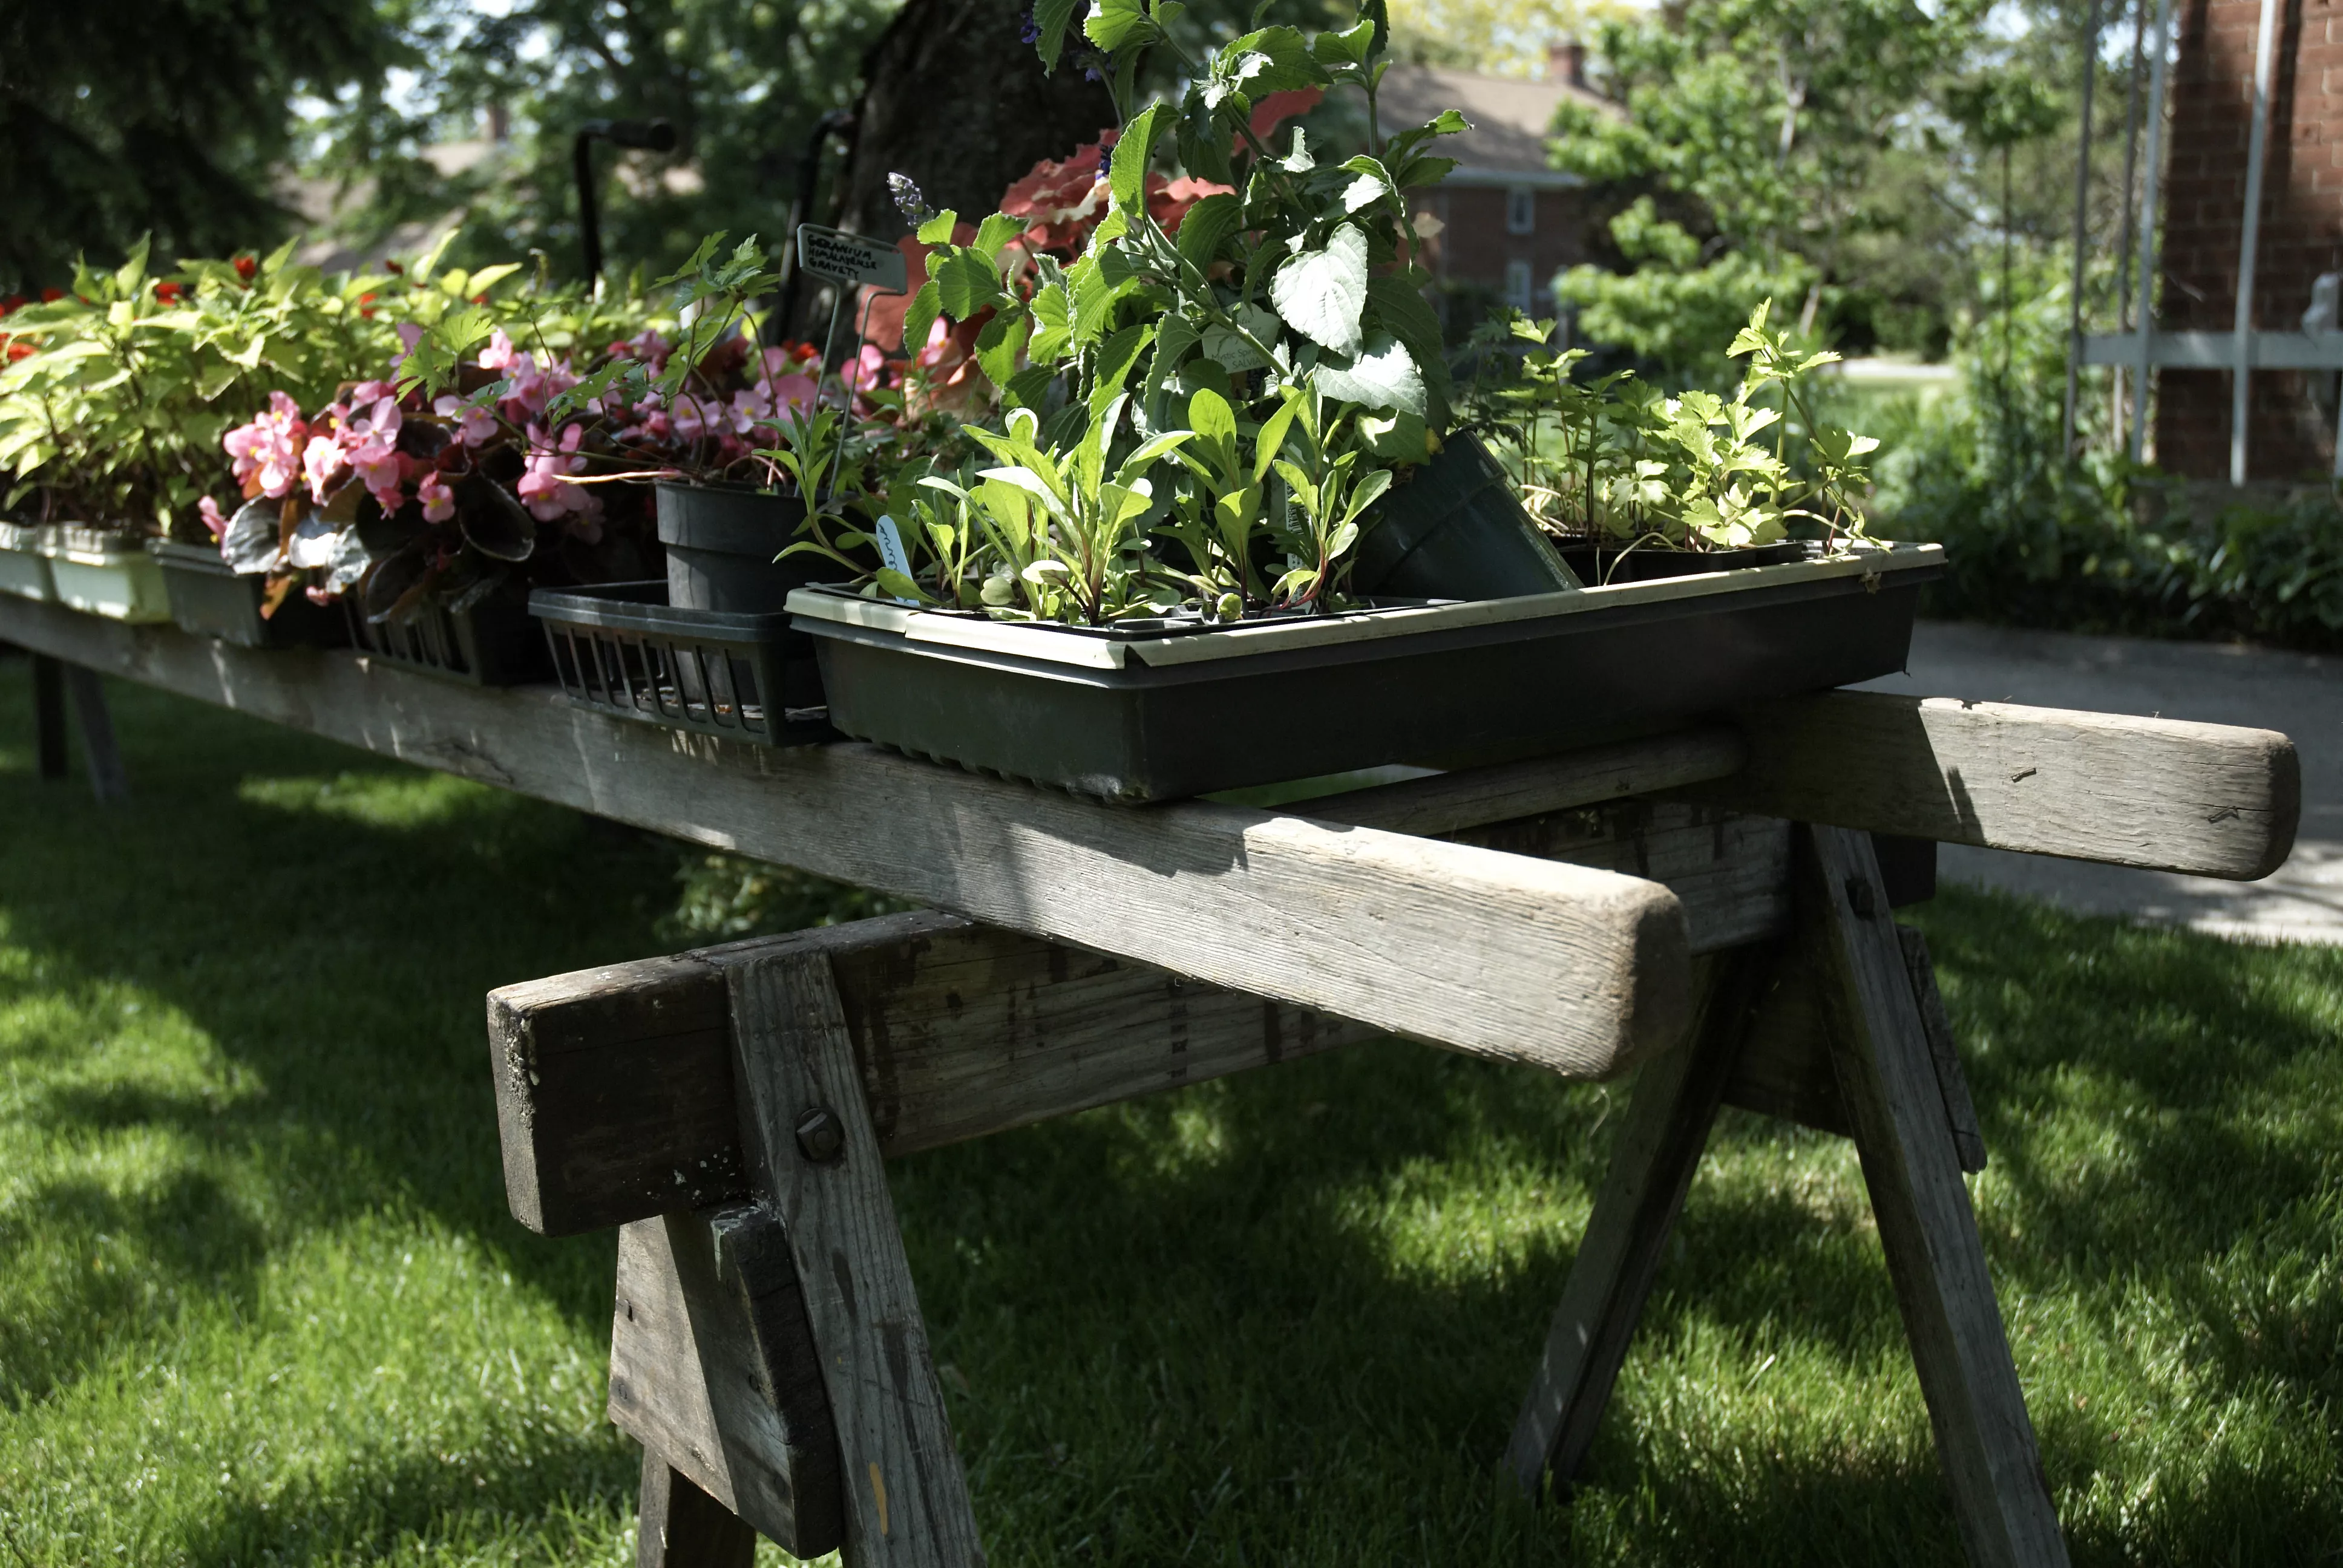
(27, 654, 127, 801)
(30, 652, 67, 780)
(637, 1449, 757, 1568)
(1508, 824, 2066, 1568)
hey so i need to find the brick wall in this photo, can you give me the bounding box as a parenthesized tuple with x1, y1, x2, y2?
(1409, 186, 1596, 312)
(2155, 0, 2343, 477)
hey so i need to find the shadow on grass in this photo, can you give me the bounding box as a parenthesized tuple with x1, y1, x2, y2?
(4, 670, 2339, 1562)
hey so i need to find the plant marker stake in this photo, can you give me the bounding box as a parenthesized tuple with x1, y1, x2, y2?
(793, 224, 906, 506)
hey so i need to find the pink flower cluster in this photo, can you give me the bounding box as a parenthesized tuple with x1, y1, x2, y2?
(223, 391, 307, 500)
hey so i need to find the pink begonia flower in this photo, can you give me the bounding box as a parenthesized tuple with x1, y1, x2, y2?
(842, 344, 888, 395)
(757, 344, 818, 381)
(223, 390, 307, 499)
(352, 437, 404, 514)
(416, 469, 455, 524)
(344, 394, 401, 451)
(348, 379, 397, 409)
(434, 394, 498, 448)
(477, 329, 519, 372)
(670, 394, 716, 445)
(303, 434, 351, 503)
(517, 423, 590, 521)
(500, 353, 578, 422)
(617, 328, 672, 370)
(198, 497, 228, 541)
(764, 373, 817, 419)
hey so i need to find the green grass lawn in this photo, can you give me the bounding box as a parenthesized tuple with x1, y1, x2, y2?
(1, 667, 2338, 1566)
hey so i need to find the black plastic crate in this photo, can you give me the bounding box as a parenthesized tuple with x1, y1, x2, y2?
(344, 588, 550, 685)
(529, 581, 833, 746)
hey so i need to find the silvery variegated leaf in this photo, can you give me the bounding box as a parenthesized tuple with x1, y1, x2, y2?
(286, 513, 342, 570)
(326, 528, 372, 595)
(220, 498, 285, 576)
(1270, 224, 1367, 358)
(1311, 333, 1426, 417)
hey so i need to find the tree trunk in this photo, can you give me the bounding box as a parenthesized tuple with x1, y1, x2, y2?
(836, 0, 1117, 241)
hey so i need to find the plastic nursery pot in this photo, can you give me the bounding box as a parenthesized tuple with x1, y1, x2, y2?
(788, 543, 1947, 803)
(1349, 431, 1583, 600)
(656, 482, 817, 614)
(0, 521, 57, 603)
(344, 581, 551, 685)
(148, 540, 349, 650)
(39, 524, 172, 622)
(1557, 539, 1806, 586)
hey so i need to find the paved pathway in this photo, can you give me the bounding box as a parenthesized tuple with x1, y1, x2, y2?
(1860, 621, 2342, 945)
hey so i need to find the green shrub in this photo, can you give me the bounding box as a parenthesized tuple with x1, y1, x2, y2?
(1867, 260, 2343, 651)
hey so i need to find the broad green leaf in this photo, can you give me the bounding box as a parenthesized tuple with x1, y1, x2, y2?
(1086, 0, 1159, 54)
(1188, 387, 1236, 447)
(1110, 102, 1175, 214)
(1173, 192, 1243, 277)
(1253, 393, 1303, 482)
(934, 249, 1001, 319)
(1313, 333, 1424, 416)
(900, 279, 942, 357)
(1031, 0, 1082, 66)
(1270, 224, 1368, 356)
(917, 211, 961, 245)
(975, 310, 1031, 387)
(974, 212, 1026, 260)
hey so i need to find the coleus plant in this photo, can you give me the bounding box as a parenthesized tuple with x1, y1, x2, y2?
(879, 0, 1464, 623)
(1462, 300, 1881, 564)
(0, 238, 404, 534)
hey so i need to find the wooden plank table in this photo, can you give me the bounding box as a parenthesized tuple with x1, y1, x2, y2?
(1, 593, 2301, 1568)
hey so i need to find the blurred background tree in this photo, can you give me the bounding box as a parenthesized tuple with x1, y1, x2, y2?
(0, 0, 404, 292)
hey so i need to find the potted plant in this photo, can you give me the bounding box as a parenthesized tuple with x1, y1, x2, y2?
(770, 3, 1940, 801)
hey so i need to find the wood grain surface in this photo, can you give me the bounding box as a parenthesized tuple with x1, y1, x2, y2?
(1, 595, 1688, 1077)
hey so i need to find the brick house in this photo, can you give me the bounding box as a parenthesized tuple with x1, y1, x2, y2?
(1384, 45, 1610, 333)
(2154, 0, 2343, 477)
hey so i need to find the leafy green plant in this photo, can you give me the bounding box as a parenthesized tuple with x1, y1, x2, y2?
(872, 0, 1470, 624)
(0, 238, 401, 533)
(1462, 299, 1878, 571)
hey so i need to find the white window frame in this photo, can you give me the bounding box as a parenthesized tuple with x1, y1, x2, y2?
(1504, 259, 1534, 313)
(1506, 185, 1536, 235)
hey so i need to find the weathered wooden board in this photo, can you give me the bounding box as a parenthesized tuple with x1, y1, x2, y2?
(1688, 690, 2299, 879)
(608, 1207, 845, 1557)
(1308, 727, 1746, 837)
(726, 949, 985, 1567)
(1, 595, 1688, 1077)
(1505, 950, 1768, 1495)
(492, 816, 1794, 1243)
(634, 1450, 758, 1568)
(490, 913, 1374, 1236)
(1808, 825, 2068, 1568)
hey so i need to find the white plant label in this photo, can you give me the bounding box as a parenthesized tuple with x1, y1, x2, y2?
(796, 226, 908, 294)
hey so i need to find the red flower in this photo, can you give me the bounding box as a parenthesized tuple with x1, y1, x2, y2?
(40, 287, 65, 302)
(232, 255, 257, 282)
(0, 295, 24, 316)
(358, 290, 378, 319)
(5, 343, 32, 362)
(154, 281, 185, 304)
(999, 130, 1118, 252)
(1147, 174, 1235, 235)
(1250, 87, 1322, 144)
(384, 259, 404, 275)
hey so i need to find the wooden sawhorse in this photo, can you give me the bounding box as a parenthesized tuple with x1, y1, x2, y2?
(8, 644, 128, 800)
(487, 699, 2297, 1568)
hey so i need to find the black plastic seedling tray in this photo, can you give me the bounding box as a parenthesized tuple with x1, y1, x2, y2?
(790, 544, 1944, 803)
(529, 580, 834, 746)
(345, 589, 550, 685)
(149, 540, 349, 650)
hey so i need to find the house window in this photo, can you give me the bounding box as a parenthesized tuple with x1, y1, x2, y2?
(1504, 260, 1534, 313)
(1506, 185, 1536, 235)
